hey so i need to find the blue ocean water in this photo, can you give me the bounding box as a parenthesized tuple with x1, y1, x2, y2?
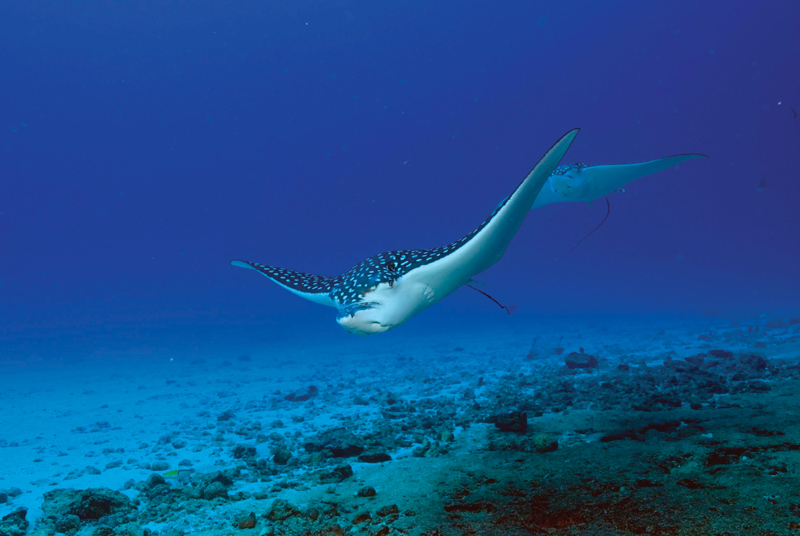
(2, 0, 799, 359)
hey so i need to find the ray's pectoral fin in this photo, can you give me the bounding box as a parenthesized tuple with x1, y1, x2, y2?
(230, 259, 336, 307)
(582, 153, 708, 200)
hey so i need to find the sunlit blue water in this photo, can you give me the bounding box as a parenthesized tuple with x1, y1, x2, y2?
(2, 1, 798, 360)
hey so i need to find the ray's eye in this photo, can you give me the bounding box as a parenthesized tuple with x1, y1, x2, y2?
(386, 262, 397, 288)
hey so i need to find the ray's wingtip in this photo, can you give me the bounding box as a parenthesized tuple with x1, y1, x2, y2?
(231, 259, 255, 270)
(551, 128, 580, 149)
(562, 128, 580, 146)
(673, 153, 709, 160)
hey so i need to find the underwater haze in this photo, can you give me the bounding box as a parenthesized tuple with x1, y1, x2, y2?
(3, 1, 800, 356)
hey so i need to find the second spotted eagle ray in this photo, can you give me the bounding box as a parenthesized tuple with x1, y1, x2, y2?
(533, 153, 707, 209)
(232, 130, 704, 336)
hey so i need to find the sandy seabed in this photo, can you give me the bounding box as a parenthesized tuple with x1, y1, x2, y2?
(2, 315, 800, 536)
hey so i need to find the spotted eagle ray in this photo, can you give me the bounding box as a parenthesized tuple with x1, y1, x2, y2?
(533, 153, 708, 253)
(232, 129, 579, 336)
(532, 153, 707, 208)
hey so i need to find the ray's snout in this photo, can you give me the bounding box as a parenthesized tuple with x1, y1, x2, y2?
(336, 311, 393, 336)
